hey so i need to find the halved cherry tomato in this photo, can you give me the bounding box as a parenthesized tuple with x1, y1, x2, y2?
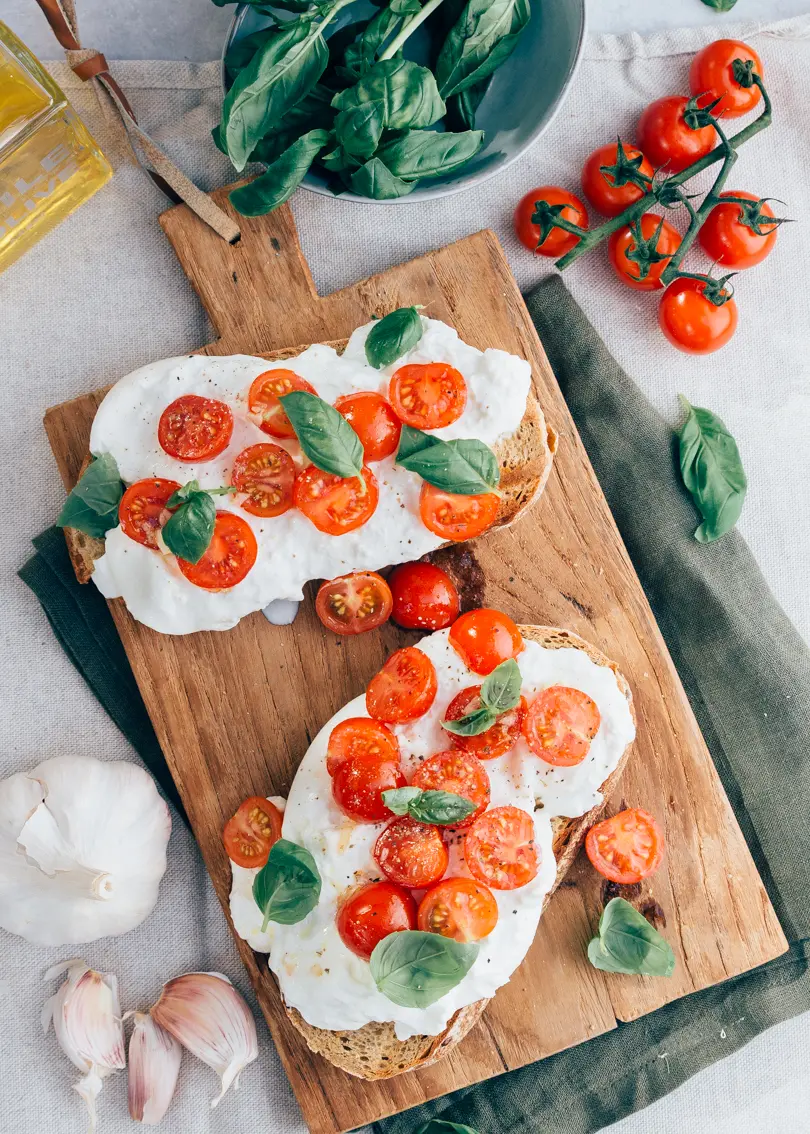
(523, 685, 601, 767)
(689, 39, 762, 119)
(331, 752, 406, 823)
(389, 561, 460, 631)
(419, 484, 500, 543)
(637, 96, 715, 175)
(585, 808, 665, 884)
(158, 395, 233, 462)
(698, 191, 778, 269)
(449, 608, 524, 676)
(316, 571, 392, 635)
(418, 877, 498, 942)
(581, 142, 654, 218)
(658, 277, 738, 355)
(374, 816, 448, 888)
(366, 647, 438, 723)
(608, 213, 681, 291)
(464, 805, 539, 891)
(514, 186, 588, 257)
(326, 717, 399, 776)
(248, 369, 315, 439)
(294, 465, 378, 535)
(119, 477, 181, 548)
(335, 392, 402, 462)
(177, 511, 258, 590)
(223, 796, 283, 869)
(230, 443, 295, 517)
(389, 362, 467, 430)
(445, 686, 527, 759)
(411, 750, 490, 829)
(337, 881, 416, 960)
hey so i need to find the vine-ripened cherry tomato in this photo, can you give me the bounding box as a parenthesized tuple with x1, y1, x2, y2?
(637, 96, 715, 175)
(449, 608, 524, 676)
(388, 561, 460, 631)
(331, 752, 406, 823)
(230, 443, 295, 517)
(366, 647, 438, 723)
(158, 395, 233, 462)
(293, 464, 378, 535)
(335, 391, 402, 462)
(248, 369, 316, 439)
(337, 881, 416, 960)
(411, 750, 490, 829)
(514, 186, 588, 257)
(419, 484, 500, 543)
(325, 717, 400, 776)
(658, 277, 738, 355)
(222, 796, 283, 869)
(698, 191, 778, 269)
(374, 816, 449, 888)
(444, 686, 527, 759)
(418, 877, 498, 942)
(608, 213, 681, 291)
(581, 142, 654, 217)
(315, 571, 392, 635)
(585, 808, 665, 884)
(177, 511, 258, 591)
(689, 39, 763, 119)
(523, 685, 601, 767)
(389, 362, 467, 430)
(119, 478, 181, 548)
(464, 805, 539, 891)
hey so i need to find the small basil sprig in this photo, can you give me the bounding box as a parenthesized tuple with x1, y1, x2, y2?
(396, 426, 500, 496)
(365, 306, 423, 368)
(370, 929, 478, 1008)
(280, 390, 364, 480)
(162, 481, 235, 565)
(57, 453, 124, 538)
(382, 787, 476, 826)
(587, 898, 675, 977)
(677, 396, 747, 543)
(416, 1122, 481, 1134)
(442, 658, 522, 737)
(252, 838, 321, 931)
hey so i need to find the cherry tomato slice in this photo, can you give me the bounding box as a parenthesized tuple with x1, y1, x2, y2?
(230, 443, 295, 518)
(374, 816, 449, 889)
(464, 805, 539, 891)
(581, 142, 654, 218)
(411, 750, 490, 829)
(119, 478, 181, 549)
(326, 717, 400, 776)
(607, 213, 681, 291)
(248, 369, 316, 439)
(514, 186, 588, 256)
(689, 39, 762, 119)
(418, 877, 498, 942)
(449, 608, 524, 676)
(445, 685, 527, 759)
(337, 880, 416, 960)
(585, 808, 665, 884)
(176, 511, 258, 591)
(331, 752, 406, 823)
(366, 647, 438, 724)
(315, 571, 392, 636)
(335, 392, 402, 462)
(523, 685, 601, 767)
(223, 796, 283, 869)
(389, 561, 461, 631)
(658, 277, 738, 355)
(389, 362, 467, 430)
(158, 395, 233, 462)
(637, 96, 715, 175)
(294, 464, 378, 535)
(419, 483, 500, 543)
(698, 191, 778, 270)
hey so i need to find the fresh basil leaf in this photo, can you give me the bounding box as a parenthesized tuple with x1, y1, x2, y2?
(408, 790, 476, 826)
(416, 1122, 481, 1134)
(677, 396, 747, 543)
(252, 838, 321, 930)
(224, 26, 277, 82)
(350, 157, 416, 199)
(230, 128, 330, 215)
(436, 0, 531, 99)
(587, 898, 675, 977)
(320, 145, 361, 173)
(332, 59, 445, 159)
(365, 306, 423, 368)
(370, 930, 479, 1007)
(57, 453, 124, 538)
(700, 0, 738, 9)
(481, 657, 522, 713)
(446, 77, 491, 130)
(382, 786, 422, 816)
(376, 129, 484, 180)
(161, 489, 217, 565)
(280, 390, 363, 478)
(342, 2, 416, 80)
(396, 426, 500, 495)
(441, 705, 497, 737)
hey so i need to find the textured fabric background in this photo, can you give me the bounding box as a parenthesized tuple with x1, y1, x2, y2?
(0, 11, 808, 1134)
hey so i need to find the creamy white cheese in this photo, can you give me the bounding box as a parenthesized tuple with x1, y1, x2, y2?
(229, 629, 635, 1040)
(89, 318, 532, 635)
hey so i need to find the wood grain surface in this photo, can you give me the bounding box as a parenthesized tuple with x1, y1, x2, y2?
(43, 188, 787, 1134)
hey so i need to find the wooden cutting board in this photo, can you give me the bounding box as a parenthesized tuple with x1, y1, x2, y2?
(44, 187, 787, 1134)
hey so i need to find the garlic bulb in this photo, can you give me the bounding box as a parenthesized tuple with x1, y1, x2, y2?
(0, 755, 170, 945)
(127, 1012, 182, 1124)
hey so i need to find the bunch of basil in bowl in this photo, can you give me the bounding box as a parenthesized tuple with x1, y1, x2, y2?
(215, 0, 586, 214)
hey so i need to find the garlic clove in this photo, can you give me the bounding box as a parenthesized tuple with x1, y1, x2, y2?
(127, 1012, 182, 1124)
(151, 972, 258, 1107)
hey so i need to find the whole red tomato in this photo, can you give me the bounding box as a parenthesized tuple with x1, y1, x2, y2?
(689, 39, 763, 119)
(658, 278, 738, 355)
(608, 213, 681, 291)
(514, 186, 588, 257)
(581, 141, 653, 217)
(638, 96, 715, 175)
(698, 191, 779, 269)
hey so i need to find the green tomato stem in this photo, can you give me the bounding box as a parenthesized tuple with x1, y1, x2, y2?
(379, 0, 447, 62)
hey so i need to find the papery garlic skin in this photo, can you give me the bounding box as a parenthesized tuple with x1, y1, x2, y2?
(42, 960, 126, 1132)
(151, 972, 258, 1107)
(128, 1012, 182, 1124)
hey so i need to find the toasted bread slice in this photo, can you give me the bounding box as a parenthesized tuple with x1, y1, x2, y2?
(283, 625, 634, 1079)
